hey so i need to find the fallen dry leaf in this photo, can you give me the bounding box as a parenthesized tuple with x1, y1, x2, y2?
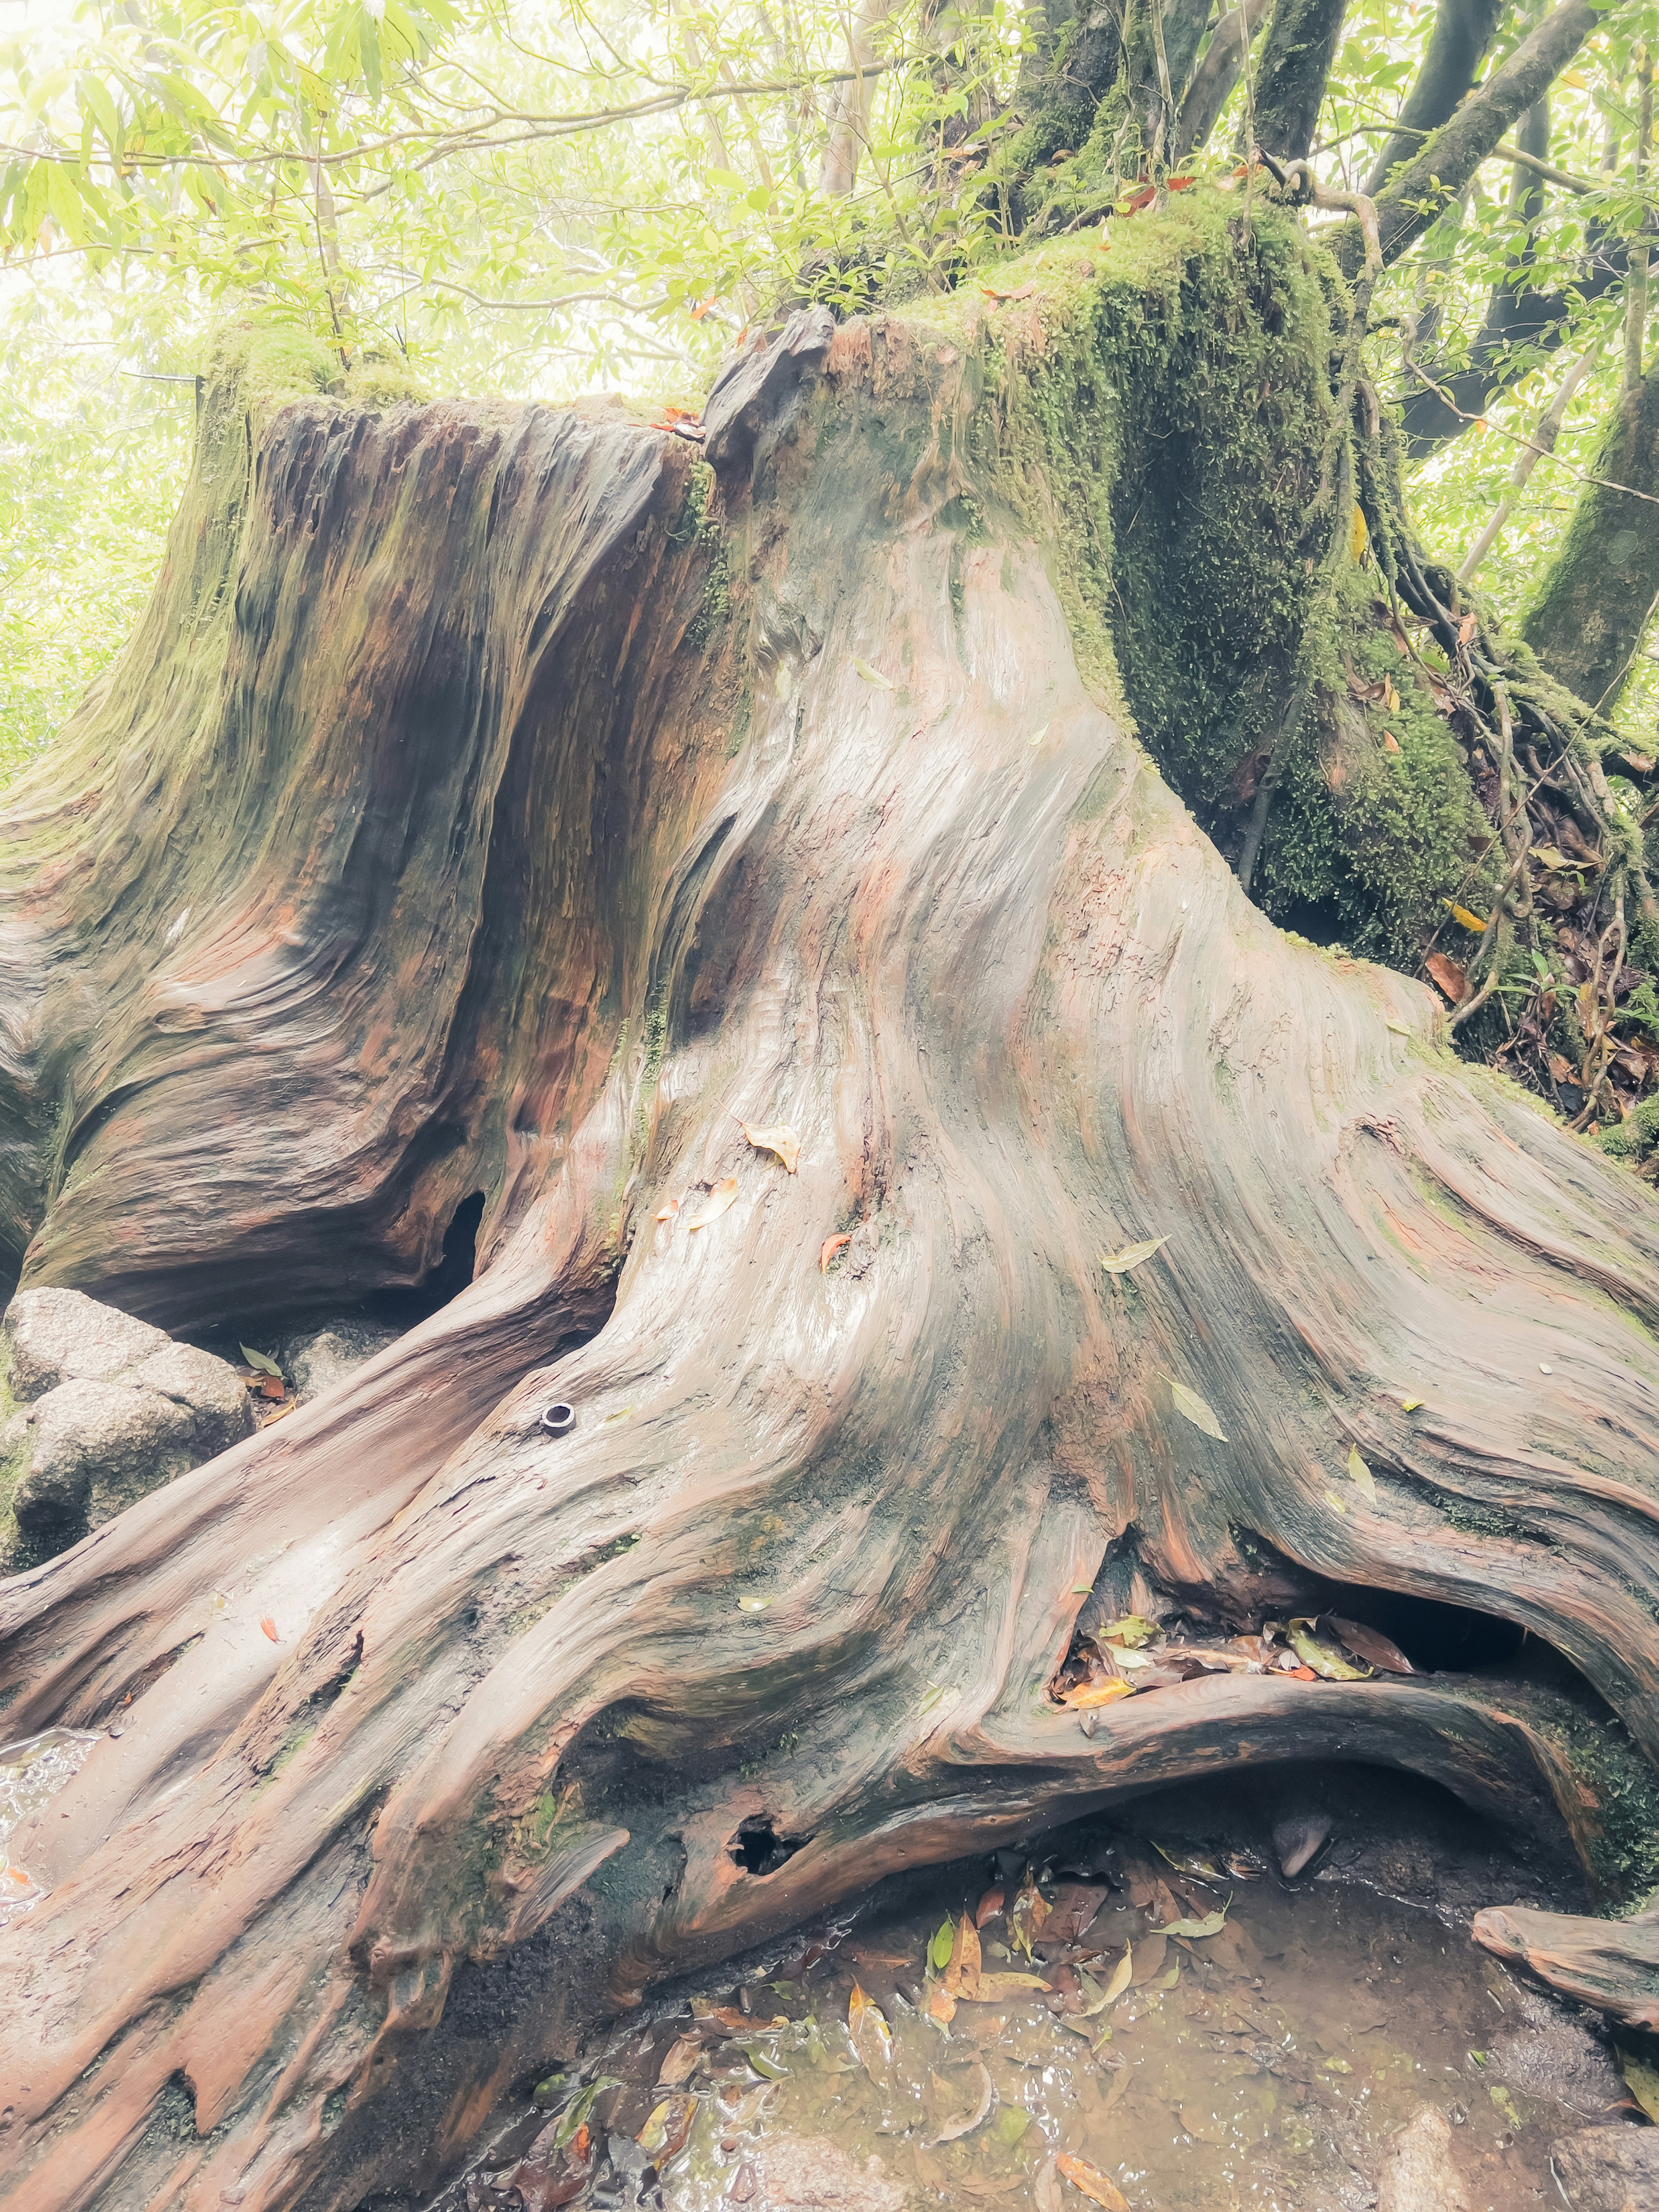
(260, 1617, 278, 1642)
(1099, 1234, 1167, 1275)
(1120, 183, 1157, 213)
(687, 1175, 739, 1230)
(1346, 1444, 1377, 1503)
(946, 1910, 982, 1998)
(980, 280, 1039, 302)
(959, 1970, 1051, 2000)
(1169, 1378, 1227, 1441)
(1060, 1678, 1136, 1708)
(848, 1980, 893, 2074)
(820, 1231, 852, 1272)
(637, 2093, 696, 2161)
(1056, 2153, 1130, 2207)
(738, 1118, 801, 1173)
(657, 2034, 701, 2087)
(1423, 950, 1467, 1004)
(654, 1196, 680, 1221)
(930, 2058, 994, 2144)
(974, 1886, 1004, 1928)
(1324, 1614, 1414, 1674)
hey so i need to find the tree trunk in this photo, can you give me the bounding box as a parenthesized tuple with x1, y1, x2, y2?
(1360, 0, 1504, 195)
(1251, 0, 1348, 161)
(6, 220, 1659, 2212)
(1522, 359, 1659, 711)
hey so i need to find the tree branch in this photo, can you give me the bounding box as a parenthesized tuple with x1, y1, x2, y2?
(1330, 0, 1599, 277)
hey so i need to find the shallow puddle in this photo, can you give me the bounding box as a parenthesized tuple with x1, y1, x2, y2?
(456, 1785, 1631, 2211)
(0, 1726, 99, 1930)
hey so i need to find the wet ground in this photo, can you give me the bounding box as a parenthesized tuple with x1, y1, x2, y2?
(439, 1768, 1651, 2212)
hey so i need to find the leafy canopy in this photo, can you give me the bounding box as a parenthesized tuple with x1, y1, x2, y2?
(2, 0, 1657, 771)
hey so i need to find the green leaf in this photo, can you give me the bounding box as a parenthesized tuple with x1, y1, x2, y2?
(241, 1344, 282, 1376)
(554, 2075, 620, 2147)
(929, 1919, 954, 1970)
(1169, 1379, 1227, 1442)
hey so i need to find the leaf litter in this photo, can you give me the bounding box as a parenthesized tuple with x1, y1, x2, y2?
(1049, 1597, 1420, 1713)
(465, 1800, 1578, 2212)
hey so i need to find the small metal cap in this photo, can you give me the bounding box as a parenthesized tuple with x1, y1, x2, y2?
(540, 1401, 576, 1435)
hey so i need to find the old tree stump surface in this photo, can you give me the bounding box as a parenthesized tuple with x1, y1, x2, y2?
(3, 203, 1659, 2208)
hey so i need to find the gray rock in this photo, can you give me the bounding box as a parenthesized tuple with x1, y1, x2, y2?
(1551, 2123, 1659, 2210)
(131, 1342, 255, 1454)
(750, 2134, 908, 2211)
(279, 1320, 403, 1402)
(15, 1378, 199, 1545)
(0, 1288, 255, 1569)
(3, 1287, 168, 1402)
(1375, 2105, 1470, 2212)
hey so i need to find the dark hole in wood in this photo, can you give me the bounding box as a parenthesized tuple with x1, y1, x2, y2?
(729, 1815, 808, 1877)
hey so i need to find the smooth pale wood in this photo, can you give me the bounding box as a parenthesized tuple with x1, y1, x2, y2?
(1, 311, 1659, 2211)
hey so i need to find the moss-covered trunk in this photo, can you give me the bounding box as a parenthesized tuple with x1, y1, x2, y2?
(4, 203, 1659, 2212)
(1523, 360, 1659, 712)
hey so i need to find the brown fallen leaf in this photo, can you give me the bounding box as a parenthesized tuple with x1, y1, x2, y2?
(259, 1616, 278, 1642)
(981, 280, 1039, 302)
(1045, 1882, 1106, 1944)
(958, 1970, 1051, 2000)
(656, 2033, 701, 2086)
(849, 1944, 911, 1967)
(819, 1231, 852, 1272)
(1119, 183, 1157, 213)
(1056, 2153, 1130, 2208)
(687, 1175, 739, 1230)
(259, 1376, 285, 1400)
(1323, 1614, 1414, 1674)
(975, 1886, 1005, 1928)
(654, 1196, 680, 1221)
(1424, 950, 1467, 1004)
(1166, 174, 1195, 190)
(928, 1981, 957, 2023)
(737, 1117, 801, 1173)
(946, 1910, 982, 1998)
(929, 2057, 994, 2143)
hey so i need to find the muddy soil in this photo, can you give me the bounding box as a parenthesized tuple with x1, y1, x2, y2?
(422, 1765, 1657, 2212)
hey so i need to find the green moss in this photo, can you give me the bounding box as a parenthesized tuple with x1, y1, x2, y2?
(204, 317, 342, 421)
(342, 353, 431, 409)
(889, 192, 1344, 781)
(671, 458, 731, 648)
(1565, 1715, 1659, 1897)
(1259, 571, 1498, 964)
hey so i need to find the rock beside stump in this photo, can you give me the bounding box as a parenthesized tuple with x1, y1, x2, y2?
(0, 1287, 254, 1568)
